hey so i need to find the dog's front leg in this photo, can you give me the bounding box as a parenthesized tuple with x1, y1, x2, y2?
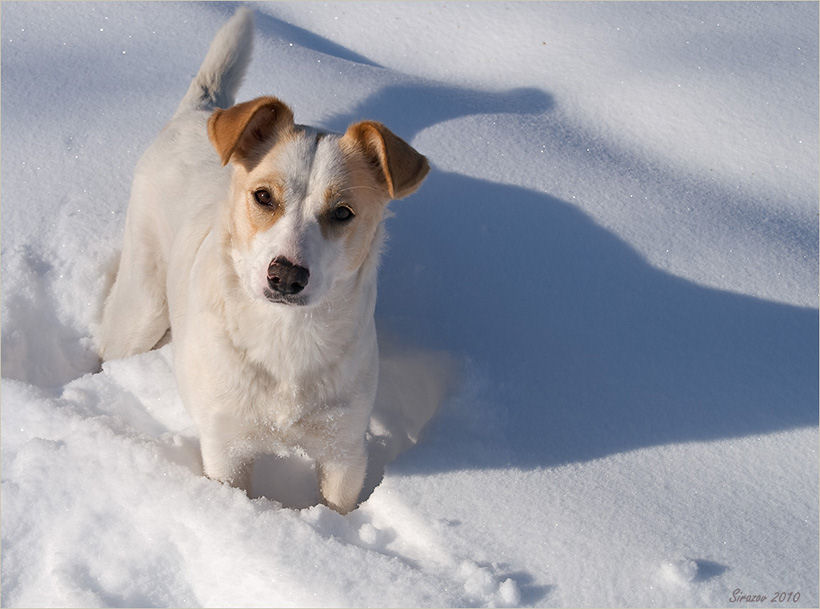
(199, 433, 253, 493)
(316, 442, 368, 515)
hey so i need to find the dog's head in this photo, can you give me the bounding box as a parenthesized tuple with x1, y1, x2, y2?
(207, 96, 429, 307)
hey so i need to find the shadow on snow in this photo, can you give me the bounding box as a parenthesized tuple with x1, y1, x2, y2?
(322, 76, 817, 474)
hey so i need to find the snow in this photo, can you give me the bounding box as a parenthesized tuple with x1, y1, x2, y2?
(1, 1, 817, 607)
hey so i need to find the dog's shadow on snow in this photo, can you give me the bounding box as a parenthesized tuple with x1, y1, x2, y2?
(371, 165, 817, 473)
(309, 77, 816, 477)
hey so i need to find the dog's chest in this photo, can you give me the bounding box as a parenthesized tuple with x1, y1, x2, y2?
(223, 308, 355, 428)
(270, 381, 313, 429)
(244, 372, 326, 434)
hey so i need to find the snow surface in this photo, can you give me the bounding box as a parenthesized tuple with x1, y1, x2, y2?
(1, 2, 818, 607)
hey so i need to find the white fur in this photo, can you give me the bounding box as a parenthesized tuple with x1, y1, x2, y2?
(97, 9, 405, 514)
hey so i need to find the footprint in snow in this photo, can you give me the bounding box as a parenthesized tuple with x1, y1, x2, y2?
(303, 490, 525, 607)
(659, 558, 728, 586)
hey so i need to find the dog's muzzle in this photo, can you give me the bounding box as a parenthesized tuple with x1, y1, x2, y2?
(267, 256, 310, 296)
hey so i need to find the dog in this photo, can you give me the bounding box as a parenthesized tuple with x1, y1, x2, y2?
(97, 7, 429, 514)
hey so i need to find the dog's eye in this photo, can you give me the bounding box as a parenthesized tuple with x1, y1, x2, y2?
(253, 189, 274, 207)
(332, 205, 355, 223)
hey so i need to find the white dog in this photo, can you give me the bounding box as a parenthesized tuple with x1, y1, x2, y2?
(97, 8, 429, 514)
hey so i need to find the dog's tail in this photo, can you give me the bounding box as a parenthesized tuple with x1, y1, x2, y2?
(174, 7, 254, 116)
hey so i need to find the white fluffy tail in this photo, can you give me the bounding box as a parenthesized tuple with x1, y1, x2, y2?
(175, 7, 254, 115)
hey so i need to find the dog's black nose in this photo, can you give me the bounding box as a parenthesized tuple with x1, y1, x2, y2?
(267, 256, 310, 295)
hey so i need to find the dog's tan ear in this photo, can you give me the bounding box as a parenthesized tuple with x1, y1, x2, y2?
(208, 96, 294, 168)
(343, 121, 429, 200)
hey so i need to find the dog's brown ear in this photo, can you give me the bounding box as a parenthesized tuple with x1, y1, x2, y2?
(343, 121, 429, 200)
(208, 96, 294, 168)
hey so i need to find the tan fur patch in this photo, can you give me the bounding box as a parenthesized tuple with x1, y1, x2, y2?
(323, 186, 337, 206)
(332, 140, 392, 272)
(229, 168, 286, 249)
(208, 96, 294, 168)
(340, 121, 429, 200)
(245, 181, 286, 238)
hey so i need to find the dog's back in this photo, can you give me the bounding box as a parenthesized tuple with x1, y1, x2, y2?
(98, 9, 255, 360)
